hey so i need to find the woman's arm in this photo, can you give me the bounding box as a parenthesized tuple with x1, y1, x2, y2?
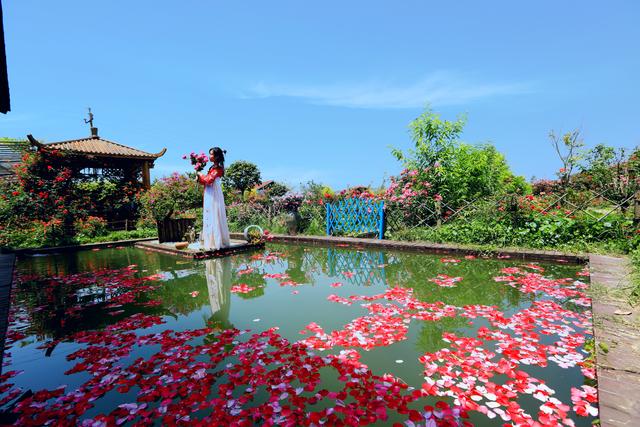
(197, 168, 221, 185)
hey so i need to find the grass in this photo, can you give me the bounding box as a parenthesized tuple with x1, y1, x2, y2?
(629, 249, 640, 305)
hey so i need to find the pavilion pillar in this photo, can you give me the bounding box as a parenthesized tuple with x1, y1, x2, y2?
(142, 161, 151, 189)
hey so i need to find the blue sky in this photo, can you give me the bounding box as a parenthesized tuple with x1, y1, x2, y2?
(2, 1, 639, 189)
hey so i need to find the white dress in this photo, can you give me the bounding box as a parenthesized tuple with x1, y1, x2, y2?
(205, 258, 231, 316)
(200, 167, 231, 250)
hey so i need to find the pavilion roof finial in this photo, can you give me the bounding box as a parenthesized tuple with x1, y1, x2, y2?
(84, 107, 98, 138)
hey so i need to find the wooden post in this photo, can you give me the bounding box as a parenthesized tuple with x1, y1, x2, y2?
(634, 190, 640, 228)
(378, 201, 385, 240)
(435, 199, 442, 227)
(142, 161, 151, 189)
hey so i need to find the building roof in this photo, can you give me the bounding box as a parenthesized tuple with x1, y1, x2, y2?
(0, 139, 28, 178)
(27, 134, 166, 160)
(254, 180, 274, 191)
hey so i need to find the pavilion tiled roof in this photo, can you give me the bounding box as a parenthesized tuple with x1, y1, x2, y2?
(27, 135, 166, 160)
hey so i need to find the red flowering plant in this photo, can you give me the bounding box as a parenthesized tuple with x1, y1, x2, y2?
(183, 152, 209, 172)
(0, 149, 83, 247)
(532, 178, 561, 195)
(74, 216, 108, 239)
(334, 186, 382, 202)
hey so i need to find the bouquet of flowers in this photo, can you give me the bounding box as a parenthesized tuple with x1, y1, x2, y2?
(183, 152, 208, 172)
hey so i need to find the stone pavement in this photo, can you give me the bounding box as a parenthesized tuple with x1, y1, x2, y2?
(590, 254, 640, 427)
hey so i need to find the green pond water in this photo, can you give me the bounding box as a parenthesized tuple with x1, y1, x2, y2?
(4, 244, 595, 426)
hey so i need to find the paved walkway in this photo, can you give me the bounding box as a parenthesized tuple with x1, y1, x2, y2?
(0, 253, 15, 372)
(590, 254, 640, 427)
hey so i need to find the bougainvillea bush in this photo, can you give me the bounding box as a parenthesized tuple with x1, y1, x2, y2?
(138, 172, 202, 222)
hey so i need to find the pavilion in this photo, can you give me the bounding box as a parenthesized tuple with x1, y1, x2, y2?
(26, 126, 165, 189)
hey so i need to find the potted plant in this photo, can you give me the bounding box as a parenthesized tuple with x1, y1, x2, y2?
(140, 173, 201, 243)
(243, 225, 264, 244)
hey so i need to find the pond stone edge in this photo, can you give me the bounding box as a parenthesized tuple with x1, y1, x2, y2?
(235, 233, 588, 264)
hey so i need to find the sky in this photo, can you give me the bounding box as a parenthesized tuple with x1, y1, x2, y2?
(2, 1, 639, 189)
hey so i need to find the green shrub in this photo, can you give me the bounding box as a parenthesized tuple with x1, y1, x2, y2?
(630, 249, 640, 305)
(0, 219, 72, 249)
(388, 213, 633, 253)
(297, 200, 325, 234)
(75, 180, 140, 222)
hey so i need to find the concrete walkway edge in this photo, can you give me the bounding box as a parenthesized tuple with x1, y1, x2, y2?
(589, 254, 640, 426)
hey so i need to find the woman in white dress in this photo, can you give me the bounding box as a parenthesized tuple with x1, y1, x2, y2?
(197, 147, 231, 250)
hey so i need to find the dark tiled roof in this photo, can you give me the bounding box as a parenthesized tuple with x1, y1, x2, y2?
(31, 136, 166, 160)
(0, 140, 28, 178)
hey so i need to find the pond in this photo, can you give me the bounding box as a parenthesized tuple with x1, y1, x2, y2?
(2, 243, 597, 426)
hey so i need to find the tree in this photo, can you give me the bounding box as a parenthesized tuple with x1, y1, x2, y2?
(265, 181, 289, 198)
(223, 161, 261, 194)
(390, 108, 527, 209)
(549, 129, 584, 192)
(392, 108, 467, 171)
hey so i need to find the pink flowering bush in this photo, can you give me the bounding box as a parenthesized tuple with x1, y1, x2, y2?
(138, 172, 202, 221)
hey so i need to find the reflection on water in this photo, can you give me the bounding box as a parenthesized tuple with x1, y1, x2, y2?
(5, 244, 594, 426)
(204, 258, 232, 329)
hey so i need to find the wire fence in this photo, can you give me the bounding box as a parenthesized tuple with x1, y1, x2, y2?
(384, 189, 639, 240)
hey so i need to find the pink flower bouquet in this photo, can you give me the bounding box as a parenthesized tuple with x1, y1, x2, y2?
(183, 152, 208, 172)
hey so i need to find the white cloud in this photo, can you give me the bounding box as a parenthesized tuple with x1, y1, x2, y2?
(243, 71, 532, 109)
